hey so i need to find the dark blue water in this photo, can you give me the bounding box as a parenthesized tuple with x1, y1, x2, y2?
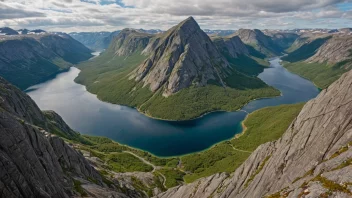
(27, 58, 319, 157)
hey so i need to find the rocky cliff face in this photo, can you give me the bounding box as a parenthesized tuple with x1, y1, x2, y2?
(233, 29, 281, 56)
(212, 35, 249, 58)
(129, 17, 231, 96)
(0, 77, 134, 198)
(0, 33, 92, 89)
(156, 69, 352, 198)
(307, 34, 352, 64)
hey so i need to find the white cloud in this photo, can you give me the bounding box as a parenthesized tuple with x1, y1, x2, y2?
(0, 0, 351, 32)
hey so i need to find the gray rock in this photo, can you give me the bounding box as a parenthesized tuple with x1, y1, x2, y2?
(130, 17, 231, 96)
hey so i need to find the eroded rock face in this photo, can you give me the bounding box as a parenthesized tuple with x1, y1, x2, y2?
(0, 77, 115, 198)
(130, 17, 231, 96)
(307, 34, 352, 64)
(156, 69, 352, 198)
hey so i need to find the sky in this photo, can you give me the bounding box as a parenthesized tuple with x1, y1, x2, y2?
(0, 0, 351, 32)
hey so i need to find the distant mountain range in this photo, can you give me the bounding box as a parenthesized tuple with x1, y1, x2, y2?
(0, 28, 93, 89)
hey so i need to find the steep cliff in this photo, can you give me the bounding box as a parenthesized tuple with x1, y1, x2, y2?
(156, 69, 352, 198)
(0, 33, 92, 89)
(0, 77, 132, 197)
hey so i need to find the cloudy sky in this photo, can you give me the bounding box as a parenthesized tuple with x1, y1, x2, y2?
(0, 0, 351, 32)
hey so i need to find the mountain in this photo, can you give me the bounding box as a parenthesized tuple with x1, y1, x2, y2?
(76, 17, 279, 120)
(283, 34, 352, 88)
(110, 28, 153, 56)
(233, 29, 282, 57)
(211, 35, 270, 76)
(69, 29, 162, 51)
(69, 31, 112, 51)
(156, 68, 352, 198)
(265, 32, 299, 50)
(0, 76, 135, 198)
(130, 16, 232, 96)
(0, 32, 92, 89)
(0, 27, 19, 35)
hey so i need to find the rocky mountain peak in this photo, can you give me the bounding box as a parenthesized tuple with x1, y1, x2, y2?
(129, 16, 231, 96)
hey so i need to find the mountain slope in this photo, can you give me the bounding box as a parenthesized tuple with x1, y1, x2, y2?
(76, 17, 279, 120)
(0, 76, 126, 198)
(212, 35, 270, 76)
(283, 34, 352, 88)
(69, 31, 112, 51)
(156, 67, 352, 198)
(0, 33, 92, 89)
(233, 29, 282, 57)
(130, 16, 231, 96)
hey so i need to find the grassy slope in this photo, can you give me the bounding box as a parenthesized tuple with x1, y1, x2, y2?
(76, 50, 280, 120)
(282, 36, 351, 89)
(181, 103, 304, 183)
(281, 37, 331, 63)
(284, 61, 351, 89)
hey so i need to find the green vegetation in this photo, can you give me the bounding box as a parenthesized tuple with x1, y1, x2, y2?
(76, 48, 280, 120)
(284, 60, 351, 89)
(106, 153, 153, 172)
(181, 103, 304, 182)
(73, 179, 88, 196)
(313, 175, 352, 196)
(244, 155, 271, 188)
(231, 103, 305, 151)
(158, 169, 186, 188)
(282, 37, 331, 62)
(138, 83, 279, 120)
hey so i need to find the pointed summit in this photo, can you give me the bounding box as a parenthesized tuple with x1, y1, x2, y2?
(129, 17, 231, 96)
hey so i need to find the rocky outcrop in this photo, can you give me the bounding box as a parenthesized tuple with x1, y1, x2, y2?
(307, 34, 352, 64)
(0, 77, 132, 197)
(156, 69, 352, 198)
(129, 17, 231, 96)
(233, 29, 281, 56)
(212, 35, 249, 58)
(0, 32, 92, 89)
(109, 29, 153, 56)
